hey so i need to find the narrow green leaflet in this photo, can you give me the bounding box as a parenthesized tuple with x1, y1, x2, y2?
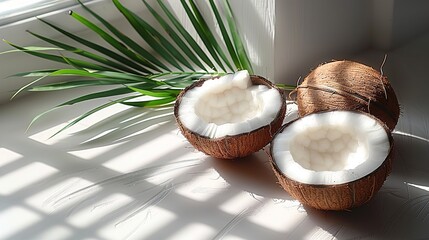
(27, 83, 151, 131)
(49, 95, 138, 139)
(0, 46, 63, 55)
(156, 0, 216, 72)
(123, 10, 196, 71)
(112, 0, 184, 71)
(38, 18, 153, 73)
(12, 73, 50, 99)
(69, 11, 152, 74)
(60, 52, 86, 71)
(188, 0, 234, 72)
(161, 73, 206, 88)
(208, 0, 241, 70)
(12, 69, 59, 78)
(117, 1, 195, 71)
(12, 69, 107, 99)
(179, 0, 227, 72)
(12, 68, 161, 98)
(222, 0, 254, 74)
(27, 30, 138, 74)
(142, 0, 206, 72)
(15, 68, 159, 83)
(29, 79, 137, 91)
(276, 83, 297, 91)
(76, 0, 167, 72)
(120, 97, 176, 108)
(127, 86, 181, 98)
(4, 40, 112, 71)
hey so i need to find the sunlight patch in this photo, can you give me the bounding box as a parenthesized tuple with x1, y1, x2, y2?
(175, 170, 229, 202)
(167, 223, 215, 240)
(407, 182, 429, 192)
(33, 225, 72, 240)
(219, 192, 259, 215)
(67, 193, 134, 228)
(28, 121, 84, 145)
(0, 148, 22, 167)
(29, 104, 133, 145)
(97, 206, 176, 240)
(25, 177, 96, 213)
(0, 206, 41, 239)
(0, 162, 58, 195)
(68, 142, 125, 160)
(102, 133, 197, 173)
(248, 201, 305, 232)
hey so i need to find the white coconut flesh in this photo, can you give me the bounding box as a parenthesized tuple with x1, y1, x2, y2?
(178, 70, 282, 139)
(272, 111, 390, 185)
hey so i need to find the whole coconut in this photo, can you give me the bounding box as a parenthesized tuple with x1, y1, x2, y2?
(296, 60, 400, 131)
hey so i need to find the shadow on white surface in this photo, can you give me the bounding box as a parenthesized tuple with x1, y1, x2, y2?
(1, 33, 429, 240)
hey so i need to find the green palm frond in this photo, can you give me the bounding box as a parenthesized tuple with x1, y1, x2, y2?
(2, 0, 254, 137)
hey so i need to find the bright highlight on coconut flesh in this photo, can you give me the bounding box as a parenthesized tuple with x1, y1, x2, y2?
(272, 111, 390, 185)
(177, 70, 282, 138)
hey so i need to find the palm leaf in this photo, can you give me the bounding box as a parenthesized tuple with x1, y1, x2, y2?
(3, 0, 262, 136)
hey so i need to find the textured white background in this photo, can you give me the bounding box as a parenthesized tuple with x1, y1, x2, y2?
(1, 0, 429, 239)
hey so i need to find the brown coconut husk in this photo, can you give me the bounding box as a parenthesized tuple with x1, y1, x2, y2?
(269, 113, 394, 211)
(296, 60, 400, 131)
(174, 75, 286, 159)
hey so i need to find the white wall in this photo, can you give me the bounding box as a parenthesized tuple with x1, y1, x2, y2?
(274, 0, 373, 84)
(274, 0, 429, 84)
(372, 0, 429, 50)
(391, 0, 429, 48)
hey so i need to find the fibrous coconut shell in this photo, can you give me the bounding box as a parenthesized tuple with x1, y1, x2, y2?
(174, 75, 286, 159)
(296, 60, 400, 131)
(269, 119, 394, 211)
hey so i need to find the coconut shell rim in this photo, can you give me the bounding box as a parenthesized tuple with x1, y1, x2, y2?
(269, 109, 394, 188)
(173, 74, 287, 141)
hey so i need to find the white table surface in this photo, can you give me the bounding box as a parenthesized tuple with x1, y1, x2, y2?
(1, 33, 429, 240)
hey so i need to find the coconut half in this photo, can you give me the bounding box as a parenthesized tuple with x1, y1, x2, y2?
(174, 70, 286, 159)
(270, 111, 393, 210)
